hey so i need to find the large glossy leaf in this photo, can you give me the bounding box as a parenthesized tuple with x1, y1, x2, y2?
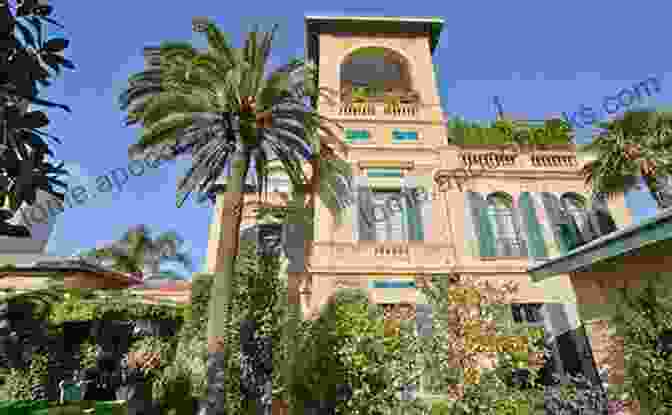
(15, 0, 37, 16)
(43, 52, 75, 69)
(40, 52, 62, 73)
(25, 95, 72, 112)
(14, 20, 36, 48)
(19, 111, 49, 129)
(32, 127, 62, 144)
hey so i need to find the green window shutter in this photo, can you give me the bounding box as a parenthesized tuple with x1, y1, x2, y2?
(519, 192, 548, 259)
(540, 192, 570, 254)
(467, 191, 496, 257)
(346, 129, 370, 142)
(510, 201, 529, 257)
(357, 185, 376, 241)
(392, 130, 418, 142)
(404, 188, 424, 241)
(558, 222, 580, 251)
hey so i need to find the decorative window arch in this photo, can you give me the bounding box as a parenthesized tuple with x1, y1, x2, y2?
(485, 192, 527, 257)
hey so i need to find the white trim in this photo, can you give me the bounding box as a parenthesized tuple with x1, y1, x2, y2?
(305, 15, 444, 24)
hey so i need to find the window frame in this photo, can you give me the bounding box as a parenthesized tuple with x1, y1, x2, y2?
(486, 193, 523, 256)
(371, 188, 409, 241)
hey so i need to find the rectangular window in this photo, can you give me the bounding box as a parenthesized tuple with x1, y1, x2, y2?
(357, 187, 423, 241)
(487, 206, 522, 256)
(372, 280, 416, 289)
(392, 130, 418, 142)
(367, 168, 403, 178)
(372, 190, 407, 241)
(345, 129, 370, 142)
(511, 303, 544, 324)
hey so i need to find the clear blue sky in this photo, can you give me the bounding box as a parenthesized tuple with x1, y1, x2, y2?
(38, 1, 671, 276)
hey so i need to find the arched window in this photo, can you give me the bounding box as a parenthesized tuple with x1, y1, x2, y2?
(560, 193, 596, 245)
(340, 47, 415, 103)
(486, 193, 526, 257)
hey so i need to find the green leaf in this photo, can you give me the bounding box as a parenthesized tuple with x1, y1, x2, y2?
(43, 52, 75, 69)
(14, 20, 36, 48)
(19, 111, 49, 129)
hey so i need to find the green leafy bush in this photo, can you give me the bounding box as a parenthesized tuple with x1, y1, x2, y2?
(429, 399, 452, 415)
(3, 352, 50, 401)
(607, 272, 672, 413)
(156, 238, 286, 414)
(78, 340, 99, 370)
(292, 288, 422, 415)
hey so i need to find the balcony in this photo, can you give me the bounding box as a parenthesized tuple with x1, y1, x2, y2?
(530, 153, 578, 168)
(309, 241, 450, 272)
(337, 102, 419, 119)
(455, 147, 579, 173)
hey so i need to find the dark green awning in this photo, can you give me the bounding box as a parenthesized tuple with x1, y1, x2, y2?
(527, 208, 672, 281)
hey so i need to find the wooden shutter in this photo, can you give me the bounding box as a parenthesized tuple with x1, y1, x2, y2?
(540, 192, 570, 254)
(466, 191, 496, 257)
(357, 185, 376, 241)
(519, 192, 548, 259)
(510, 199, 528, 257)
(404, 187, 424, 241)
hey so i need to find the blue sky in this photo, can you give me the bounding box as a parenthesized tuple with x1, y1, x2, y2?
(30, 0, 671, 276)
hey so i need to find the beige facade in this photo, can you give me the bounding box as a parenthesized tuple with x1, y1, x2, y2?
(203, 15, 636, 397)
(294, 16, 630, 317)
(206, 15, 632, 315)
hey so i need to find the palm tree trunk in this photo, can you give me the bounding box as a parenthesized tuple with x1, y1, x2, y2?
(283, 189, 307, 415)
(198, 149, 250, 415)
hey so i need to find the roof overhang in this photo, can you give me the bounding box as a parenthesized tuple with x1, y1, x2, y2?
(305, 15, 444, 65)
(0, 259, 143, 289)
(528, 207, 672, 281)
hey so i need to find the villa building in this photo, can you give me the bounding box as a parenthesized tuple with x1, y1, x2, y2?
(197, 15, 635, 396)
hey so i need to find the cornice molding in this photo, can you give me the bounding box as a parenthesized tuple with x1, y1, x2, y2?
(358, 160, 414, 169)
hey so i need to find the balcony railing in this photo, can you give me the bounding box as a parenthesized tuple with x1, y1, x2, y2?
(460, 152, 517, 169)
(337, 102, 419, 119)
(373, 243, 410, 258)
(309, 241, 447, 270)
(530, 154, 578, 168)
(457, 149, 578, 172)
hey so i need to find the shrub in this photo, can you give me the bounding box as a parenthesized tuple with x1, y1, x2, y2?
(3, 351, 50, 401)
(157, 238, 286, 414)
(292, 287, 422, 415)
(607, 272, 672, 413)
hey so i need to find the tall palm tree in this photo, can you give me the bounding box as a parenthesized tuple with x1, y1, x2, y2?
(579, 110, 672, 208)
(79, 225, 193, 280)
(119, 19, 353, 415)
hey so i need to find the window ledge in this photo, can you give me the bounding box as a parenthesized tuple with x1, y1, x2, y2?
(479, 256, 529, 261)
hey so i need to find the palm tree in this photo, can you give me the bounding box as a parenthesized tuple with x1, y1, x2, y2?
(579, 110, 672, 208)
(79, 225, 193, 280)
(119, 19, 353, 415)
